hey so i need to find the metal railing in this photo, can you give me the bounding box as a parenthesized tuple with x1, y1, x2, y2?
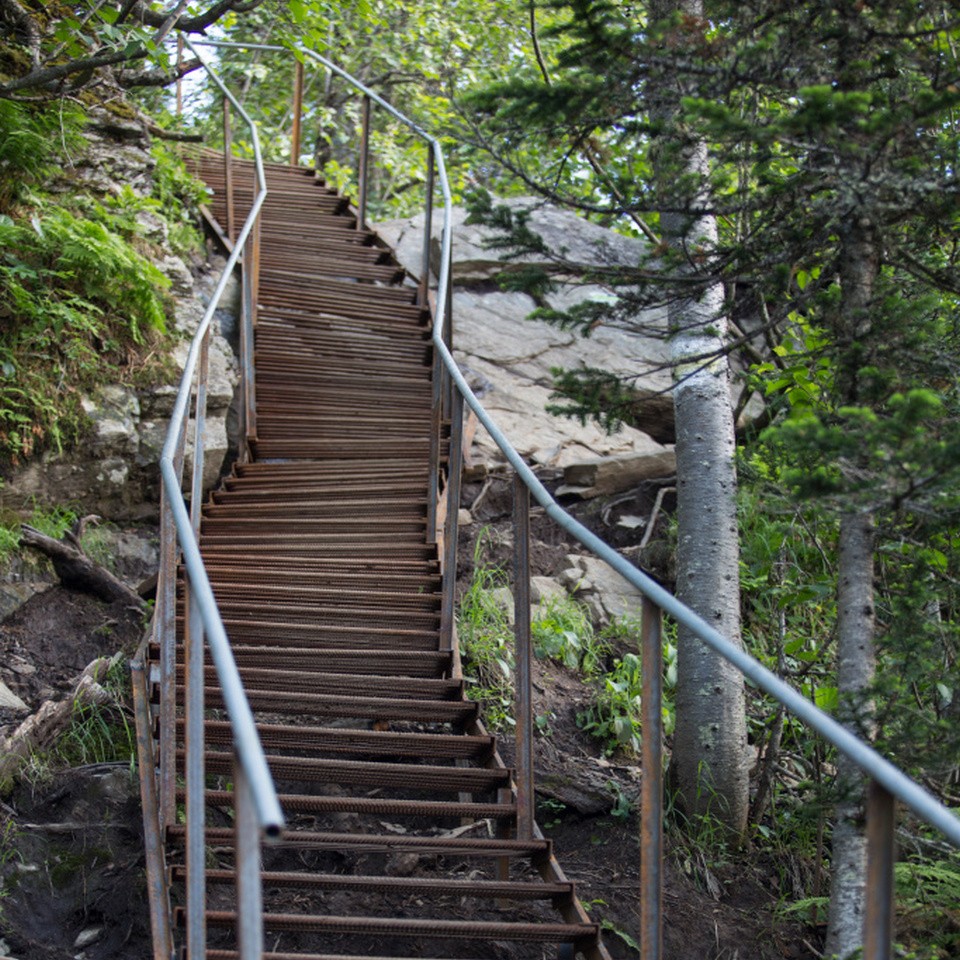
(142, 38, 960, 960)
(133, 37, 282, 960)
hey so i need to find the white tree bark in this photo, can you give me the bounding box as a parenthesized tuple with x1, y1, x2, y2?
(652, 64, 749, 835)
(825, 212, 880, 957)
(825, 511, 876, 959)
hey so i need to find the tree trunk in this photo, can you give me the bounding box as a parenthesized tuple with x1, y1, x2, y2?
(651, 0, 749, 837)
(825, 213, 880, 958)
(825, 511, 876, 959)
(668, 249, 749, 836)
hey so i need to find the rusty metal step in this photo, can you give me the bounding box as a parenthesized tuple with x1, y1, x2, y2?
(183, 752, 510, 793)
(203, 498, 428, 518)
(177, 720, 493, 760)
(152, 644, 449, 677)
(163, 686, 479, 723)
(173, 868, 574, 904)
(176, 621, 440, 649)
(171, 666, 458, 701)
(168, 827, 552, 861)
(180, 791, 515, 821)
(178, 910, 599, 946)
(187, 581, 438, 609)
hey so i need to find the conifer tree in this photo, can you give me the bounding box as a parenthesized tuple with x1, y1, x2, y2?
(463, 1, 960, 952)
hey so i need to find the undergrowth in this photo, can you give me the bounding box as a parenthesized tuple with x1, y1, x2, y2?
(0, 101, 204, 466)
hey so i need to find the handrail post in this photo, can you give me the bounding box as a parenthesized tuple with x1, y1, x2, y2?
(235, 754, 264, 960)
(158, 424, 187, 830)
(290, 59, 304, 166)
(241, 226, 258, 455)
(223, 97, 235, 243)
(427, 351, 441, 543)
(185, 589, 207, 960)
(640, 597, 663, 960)
(357, 94, 371, 230)
(176, 35, 184, 120)
(863, 779, 895, 960)
(513, 473, 534, 840)
(190, 327, 209, 537)
(419, 151, 435, 306)
(439, 388, 464, 649)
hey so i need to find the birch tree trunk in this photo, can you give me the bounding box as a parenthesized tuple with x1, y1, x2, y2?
(825, 512, 876, 959)
(825, 215, 880, 958)
(652, 0, 749, 836)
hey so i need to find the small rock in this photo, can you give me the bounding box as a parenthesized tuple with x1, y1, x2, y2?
(530, 576, 566, 606)
(385, 852, 419, 877)
(457, 508, 473, 526)
(73, 927, 103, 950)
(0, 680, 28, 714)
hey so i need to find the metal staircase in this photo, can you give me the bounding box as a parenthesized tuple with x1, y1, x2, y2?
(131, 39, 960, 960)
(144, 152, 606, 960)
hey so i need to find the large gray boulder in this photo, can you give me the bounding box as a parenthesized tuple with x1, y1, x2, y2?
(376, 202, 676, 477)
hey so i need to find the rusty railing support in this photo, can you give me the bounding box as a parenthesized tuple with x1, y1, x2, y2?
(419, 151, 435, 306)
(291, 58, 304, 166)
(357, 93, 371, 230)
(185, 589, 207, 960)
(223, 96, 235, 243)
(640, 597, 663, 960)
(863, 780, 896, 960)
(439, 388, 464, 650)
(513, 473, 534, 841)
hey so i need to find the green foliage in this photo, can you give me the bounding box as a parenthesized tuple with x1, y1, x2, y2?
(53, 659, 135, 769)
(457, 542, 515, 731)
(0, 101, 85, 211)
(532, 593, 606, 675)
(0, 97, 191, 465)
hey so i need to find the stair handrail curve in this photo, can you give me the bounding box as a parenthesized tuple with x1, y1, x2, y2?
(187, 39, 958, 960)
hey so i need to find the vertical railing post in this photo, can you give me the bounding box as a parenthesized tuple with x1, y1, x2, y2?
(223, 97, 235, 244)
(176, 35, 184, 120)
(132, 659, 175, 960)
(427, 351, 441, 544)
(185, 589, 207, 960)
(158, 422, 187, 830)
(290, 59, 304, 166)
(241, 224, 258, 455)
(640, 597, 663, 960)
(190, 327, 209, 537)
(235, 755, 264, 960)
(157, 483, 178, 830)
(419, 150, 435, 306)
(357, 94, 371, 230)
(439, 389, 464, 650)
(863, 780, 896, 960)
(513, 473, 534, 840)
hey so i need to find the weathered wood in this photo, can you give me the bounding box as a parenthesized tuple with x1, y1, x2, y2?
(20, 524, 144, 607)
(0, 658, 117, 785)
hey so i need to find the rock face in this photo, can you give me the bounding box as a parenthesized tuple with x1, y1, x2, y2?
(0, 112, 241, 523)
(375, 201, 676, 481)
(0, 258, 239, 522)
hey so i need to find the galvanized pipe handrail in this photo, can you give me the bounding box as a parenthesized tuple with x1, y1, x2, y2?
(191, 34, 960, 847)
(159, 37, 284, 837)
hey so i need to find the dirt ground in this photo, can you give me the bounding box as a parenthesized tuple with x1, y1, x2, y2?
(0, 488, 825, 960)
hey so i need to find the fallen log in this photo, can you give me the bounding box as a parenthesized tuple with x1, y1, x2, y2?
(20, 523, 144, 608)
